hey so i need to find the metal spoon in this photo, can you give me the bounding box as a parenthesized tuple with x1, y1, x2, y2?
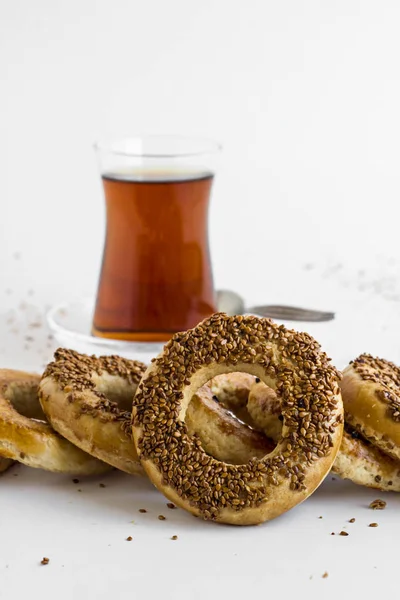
(217, 290, 335, 322)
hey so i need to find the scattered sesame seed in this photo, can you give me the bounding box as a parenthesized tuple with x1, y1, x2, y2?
(349, 518, 356, 523)
(167, 503, 176, 510)
(72, 479, 79, 484)
(99, 483, 106, 488)
(339, 531, 348, 536)
(171, 535, 178, 540)
(126, 536, 132, 541)
(369, 499, 386, 510)
(138, 509, 147, 513)
(41, 558, 49, 565)
(322, 572, 328, 578)
(369, 523, 379, 527)
(158, 515, 166, 521)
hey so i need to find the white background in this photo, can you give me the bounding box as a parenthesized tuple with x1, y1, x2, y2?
(1, 0, 400, 307)
(1, 2, 400, 599)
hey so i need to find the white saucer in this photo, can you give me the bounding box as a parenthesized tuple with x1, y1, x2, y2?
(46, 293, 242, 362)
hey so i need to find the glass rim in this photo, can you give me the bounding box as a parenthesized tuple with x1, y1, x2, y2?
(93, 135, 222, 159)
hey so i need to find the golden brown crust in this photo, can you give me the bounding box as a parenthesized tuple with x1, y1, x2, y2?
(39, 350, 147, 474)
(187, 386, 275, 464)
(132, 313, 343, 525)
(247, 381, 282, 441)
(342, 355, 400, 461)
(0, 369, 109, 474)
(207, 373, 260, 428)
(332, 427, 400, 491)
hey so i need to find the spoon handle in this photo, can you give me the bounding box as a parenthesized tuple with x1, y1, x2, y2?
(247, 305, 335, 322)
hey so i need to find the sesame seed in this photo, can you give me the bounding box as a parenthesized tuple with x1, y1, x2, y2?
(41, 558, 49, 565)
(369, 499, 386, 510)
(339, 531, 348, 536)
(369, 523, 379, 527)
(158, 515, 166, 521)
(126, 536, 132, 541)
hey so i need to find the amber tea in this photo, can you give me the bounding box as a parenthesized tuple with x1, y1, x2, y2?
(92, 141, 220, 343)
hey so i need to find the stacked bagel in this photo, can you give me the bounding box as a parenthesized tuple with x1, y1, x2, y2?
(1, 313, 399, 525)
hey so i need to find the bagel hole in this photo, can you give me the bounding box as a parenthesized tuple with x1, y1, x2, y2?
(186, 373, 279, 465)
(5, 382, 47, 421)
(94, 376, 138, 413)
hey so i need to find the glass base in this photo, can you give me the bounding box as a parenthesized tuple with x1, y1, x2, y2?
(47, 293, 243, 362)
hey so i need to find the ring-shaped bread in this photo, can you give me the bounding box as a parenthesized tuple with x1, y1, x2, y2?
(187, 385, 274, 464)
(132, 313, 343, 525)
(207, 373, 260, 428)
(39, 350, 147, 474)
(0, 369, 109, 474)
(341, 354, 400, 461)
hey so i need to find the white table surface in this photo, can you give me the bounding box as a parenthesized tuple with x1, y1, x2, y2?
(1, 260, 400, 600)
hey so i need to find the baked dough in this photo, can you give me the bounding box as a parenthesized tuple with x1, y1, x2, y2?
(39, 350, 146, 474)
(0, 369, 109, 474)
(132, 313, 343, 525)
(342, 354, 400, 461)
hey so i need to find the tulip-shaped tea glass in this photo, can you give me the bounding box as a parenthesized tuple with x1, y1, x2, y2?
(92, 135, 221, 344)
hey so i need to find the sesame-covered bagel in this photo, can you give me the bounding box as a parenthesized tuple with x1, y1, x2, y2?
(334, 425, 400, 492)
(0, 369, 109, 474)
(207, 373, 259, 428)
(39, 349, 274, 476)
(187, 385, 274, 464)
(246, 379, 283, 440)
(132, 313, 343, 525)
(247, 376, 400, 491)
(39, 350, 147, 474)
(342, 354, 400, 461)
